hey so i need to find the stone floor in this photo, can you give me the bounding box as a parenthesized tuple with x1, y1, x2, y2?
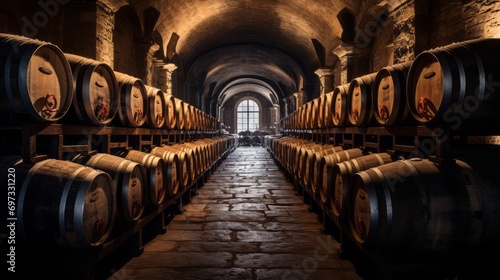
(105, 146, 363, 280)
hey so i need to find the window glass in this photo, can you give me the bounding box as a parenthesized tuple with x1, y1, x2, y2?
(237, 99, 259, 133)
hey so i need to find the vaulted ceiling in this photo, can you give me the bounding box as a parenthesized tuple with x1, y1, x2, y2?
(104, 0, 390, 108)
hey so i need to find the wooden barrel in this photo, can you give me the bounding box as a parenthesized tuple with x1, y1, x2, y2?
(311, 98, 320, 129)
(300, 144, 328, 187)
(347, 73, 377, 126)
(287, 138, 309, 170)
(152, 145, 190, 190)
(198, 111, 206, 130)
(298, 105, 306, 129)
(349, 157, 500, 259)
(180, 142, 204, 175)
(114, 72, 148, 127)
(372, 62, 412, 126)
(319, 148, 364, 208)
(309, 145, 344, 197)
(0, 34, 73, 122)
(191, 107, 200, 130)
(332, 84, 350, 126)
(183, 103, 194, 130)
(174, 97, 185, 130)
(117, 149, 166, 207)
(172, 143, 197, 182)
(81, 153, 146, 223)
(17, 159, 115, 251)
(317, 94, 326, 128)
(149, 147, 179, 197)
(295, 142, 318, 179)
(304, 101, 315, 129)
(145, 86, 166, 129)
(64, 53, 118, 125)
(164, 93, 177, 129)
(322, 91, 334, 128)
(407, 38, 500, 131)
(330, 153, 393, 218)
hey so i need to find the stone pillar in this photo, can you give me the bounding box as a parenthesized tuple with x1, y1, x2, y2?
(314, 67, 334, 95)
(153, 59, 166, 90)
(163, 62, 177, 95)
(273, 105, 280, 134)
(219, 107, 225, 126)
(332, 43, 354, 85)
(293, 91, 304, 111)
(136, 38, 159, 84)
(96, 1, 114, 66)
(390, 0, 416, 63)
(283, 98, 289, 117)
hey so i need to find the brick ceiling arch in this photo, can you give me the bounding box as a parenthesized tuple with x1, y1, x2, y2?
(103, 0, 374, 104)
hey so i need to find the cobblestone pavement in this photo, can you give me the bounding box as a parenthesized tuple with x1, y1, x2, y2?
(107, 146, 363, 280)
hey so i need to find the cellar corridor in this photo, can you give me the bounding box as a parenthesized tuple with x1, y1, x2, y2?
(103, 146, 362, 280)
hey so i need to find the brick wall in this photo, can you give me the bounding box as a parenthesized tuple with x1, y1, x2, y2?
(96, 1, 114, 67)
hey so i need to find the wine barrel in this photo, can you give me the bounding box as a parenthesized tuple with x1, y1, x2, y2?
(63, 53, 118, 125)
(198, 111, 206, 130)
(117, 149, 166, 207)
(176, 142, 204, 178)
(350, 157, 500, 259)
(145, 86, 166, 129)
(304, 101, 315, 129)
(347, 73, 377, 126)
(330, 153, 393, 218)
(332, 83, 350, 127)
(191, 107, 200, 130)
(152, 145, 189, 190)
(114, 72, 148, 127)
(149, 147, 179, 197)
(310, 98, 320, 129)
(172, 143, 197, 182)
(319, 148, 364, 208)
(317, 94, 326, 128)
(372, 61, 413, 126)
(298, 105, 306, 129)
(174, 97, 185, 130)
(180, 142, 204, 175)
(309, 145, 344, 197)
(17, 159, 115, 251)
(322, 91, 334, 128)
(0, 34, 73, 122)
(164, 93, 177, 129)
(184, 103, 194, 130)
(295, 142, 318, 180)
(406, 38, 500, 131)
(80, 153, 146, 223)
(300, 144, 329, 187)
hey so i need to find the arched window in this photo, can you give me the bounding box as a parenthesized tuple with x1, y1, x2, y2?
(237, 99, 259, 133)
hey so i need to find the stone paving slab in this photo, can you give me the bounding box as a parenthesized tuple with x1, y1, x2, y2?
(107, 146, 362, 280)
(234, 253, 342, 269)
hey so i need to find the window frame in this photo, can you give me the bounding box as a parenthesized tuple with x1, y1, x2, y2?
(236, 99, 260, 133)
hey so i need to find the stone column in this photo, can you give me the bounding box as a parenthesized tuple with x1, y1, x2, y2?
(96, 2, 114, 65)
(332, 43, 354, 85)
(283, 98, 289, 117)
(136, 38, 160, 84)
(389, 0, 416, 63)
(293, 91, 304, 111)
(314, 67, 334, 95)
(163, 62, 177, 95)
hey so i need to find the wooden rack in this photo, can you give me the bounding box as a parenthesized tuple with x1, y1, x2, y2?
(1, 122, 236, 280)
